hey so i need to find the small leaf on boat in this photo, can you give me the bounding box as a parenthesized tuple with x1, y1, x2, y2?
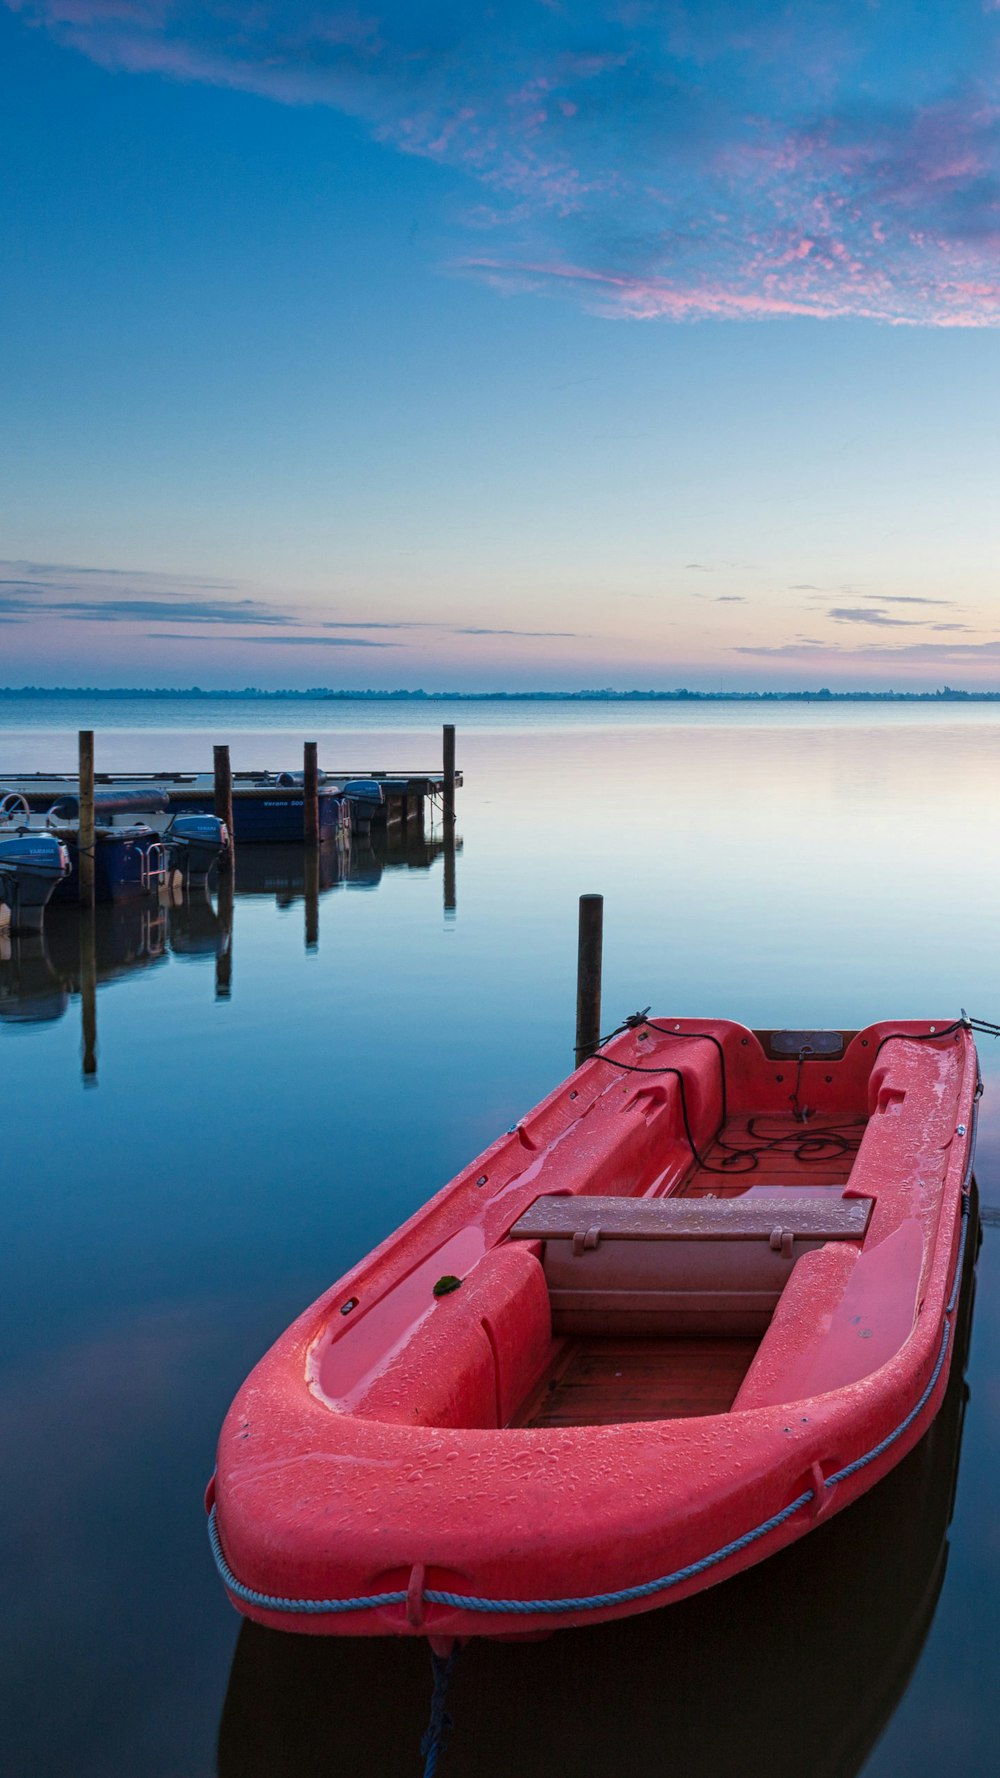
(433, 1274, 462, 1297)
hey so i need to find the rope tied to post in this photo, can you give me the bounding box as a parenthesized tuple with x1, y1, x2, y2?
(420, 1645, 458, 1777)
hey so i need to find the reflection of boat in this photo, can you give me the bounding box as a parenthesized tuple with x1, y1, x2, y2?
(36, 902, 170, 998)
(229, 842, 347, 905)
(0, 929, 70, 1022)
(208, 1020, 977, 1643)
(163, 885, 230, 959)
(346, 828, 461, 890)
(0, 890, 233, 1023)
(216, 1192, 979, 1778)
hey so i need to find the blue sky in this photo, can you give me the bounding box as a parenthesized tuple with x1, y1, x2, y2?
(1, 3, 998, 690)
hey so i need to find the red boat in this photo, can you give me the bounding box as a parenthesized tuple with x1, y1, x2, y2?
(208, 1016, 978, 1641)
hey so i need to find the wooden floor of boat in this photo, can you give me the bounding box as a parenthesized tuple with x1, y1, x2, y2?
(517, 1337, 758, 1428)
(678, 1112, 866, 1198)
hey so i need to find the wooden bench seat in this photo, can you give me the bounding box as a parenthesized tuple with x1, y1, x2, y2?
(510, 1193, 873, 1244)
(508, 1193, 873, 1338)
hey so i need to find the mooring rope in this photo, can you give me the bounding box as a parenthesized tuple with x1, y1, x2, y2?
(419, 1646, 458, 1778)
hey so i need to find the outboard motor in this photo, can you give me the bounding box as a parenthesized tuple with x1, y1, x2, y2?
(340, 779, 384, 834)
(0, 831, 71, 933)
(163, 814, 229, 884)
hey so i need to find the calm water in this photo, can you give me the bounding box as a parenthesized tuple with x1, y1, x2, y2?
(2, 699, 999, 1777)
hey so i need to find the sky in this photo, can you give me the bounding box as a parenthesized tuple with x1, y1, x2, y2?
(0, 2, 998, 692)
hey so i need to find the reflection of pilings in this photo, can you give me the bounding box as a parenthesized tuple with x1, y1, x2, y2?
(304, 845, 320, 951)
(443, 822, 457, 919)
(215, 870, 234, 1000)
(80, 903, 98, 1082)
(78, 728, 95, 908)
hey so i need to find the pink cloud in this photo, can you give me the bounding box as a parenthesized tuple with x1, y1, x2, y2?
(6, 1, 1000, 325)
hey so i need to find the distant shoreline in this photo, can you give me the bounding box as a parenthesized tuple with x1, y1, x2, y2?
(1, 686, 999, 704)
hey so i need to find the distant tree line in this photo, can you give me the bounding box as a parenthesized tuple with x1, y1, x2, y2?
(0, 685, 996, 703)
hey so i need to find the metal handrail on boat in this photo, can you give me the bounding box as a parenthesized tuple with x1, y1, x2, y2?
(141, 842, 170, 892)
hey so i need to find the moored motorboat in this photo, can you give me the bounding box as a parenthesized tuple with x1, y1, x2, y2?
(207, 1016, 979, 1642)
(1, 771, 355, 843)
(0, 827, 71, 932)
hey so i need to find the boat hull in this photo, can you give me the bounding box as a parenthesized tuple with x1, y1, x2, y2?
(165, 789, 347, 844)
(209, 1018, 979, 1639)
(52, 828, 162, 903)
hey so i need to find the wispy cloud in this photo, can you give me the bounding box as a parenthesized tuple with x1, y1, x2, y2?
(457, 625, 578, 637)
(156, 633, 399, 647)
(3, 596, 292, 625)
(829, 605, 919, 626)
(321, 619, 580, 637)
(0, 560, 586, 645)
(735, 636, 999, 661)
(0, 560, 293, 626)
(861, 593, 957, 606)
(9, 1, 1000, 324)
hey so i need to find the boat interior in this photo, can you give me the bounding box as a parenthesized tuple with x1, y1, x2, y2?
(312, 1020, 960, 1434)
(513, 1096, 867, 1427)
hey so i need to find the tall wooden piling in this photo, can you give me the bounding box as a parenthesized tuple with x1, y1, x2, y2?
(442, 724, 456, 827)
(214, 745, 234, 873)
(303, 741, 319, 847)
(575, 893, 603, 1067)
(78, 729, 95, 908)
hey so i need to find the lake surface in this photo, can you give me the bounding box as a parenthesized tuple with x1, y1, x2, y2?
(2, 699, 999, 1777)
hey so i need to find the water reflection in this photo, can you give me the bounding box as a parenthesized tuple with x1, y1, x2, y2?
(0, 826, 460, 1032)
(348, 826, 461, 896)
(7, 707, 1000, 1777)
(216, 869, 234, 1000)
(0, 893, 230, 1081)
(218, 1198, 979, 1778)
(0, 900, 169, 1022)
(79, 904, 98, 1083)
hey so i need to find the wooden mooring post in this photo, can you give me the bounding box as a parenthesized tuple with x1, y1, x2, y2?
(78, 728, 95, 908)
(214, 745, 234, 873)
(442, 724, 456, 827)
(303, 741, 319, 847)
(575, 893, 603, 1067)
